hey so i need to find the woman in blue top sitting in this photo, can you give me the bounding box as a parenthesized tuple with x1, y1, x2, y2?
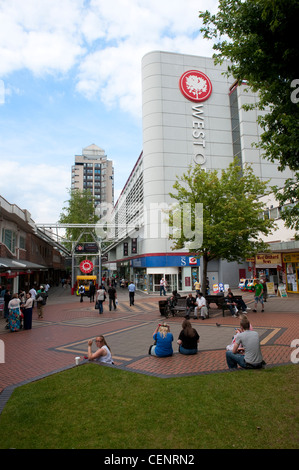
(149, 323, 173, 357)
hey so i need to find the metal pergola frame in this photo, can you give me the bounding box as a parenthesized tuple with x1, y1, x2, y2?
(36, 223, 139, 288)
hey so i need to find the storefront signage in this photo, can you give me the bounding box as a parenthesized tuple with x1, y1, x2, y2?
(80, 260, 94, 274)
(179, 70, 212, 170)
(192, 104, 206, 166)
(179, 70, 212, 102)
(278, 285, 288, 297)
(283, 253, 299, 263)
(255, 253, 282, 265)
(266, 282, 275, 295)
(131, 255, 200, 268)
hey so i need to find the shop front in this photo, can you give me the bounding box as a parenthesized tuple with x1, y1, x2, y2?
(283, 253, 299, 293)
(254, 253, 283, 291)
(131, 254, 200, 294)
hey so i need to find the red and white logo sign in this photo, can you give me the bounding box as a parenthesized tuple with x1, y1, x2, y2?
(80, 259, 94, 274)
(189, 257, 197, 265)
(179, 70, 212, 102)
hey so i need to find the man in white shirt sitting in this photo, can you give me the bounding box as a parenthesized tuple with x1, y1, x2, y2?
(194, 293, 208, 319)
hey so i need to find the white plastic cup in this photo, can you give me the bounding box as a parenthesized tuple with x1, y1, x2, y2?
(75, 356, 80, 365)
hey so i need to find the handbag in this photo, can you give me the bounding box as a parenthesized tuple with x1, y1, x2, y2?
(95, 301, 99, 309)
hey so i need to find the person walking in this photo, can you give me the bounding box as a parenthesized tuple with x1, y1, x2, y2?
(160, 278, 166, 296)
(108, 285, 117, 311)
(78, 284, 85, 303)
(89, 282, 95, 302)
(128, 280, 136, 306)
(96, 285, 106, 314)
(36, 286, 47, 319)
(253, 281, 264, 312)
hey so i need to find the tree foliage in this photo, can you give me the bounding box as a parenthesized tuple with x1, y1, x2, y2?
(59, 189, 99, 249)
(199, 0, 299, 233)
(169, 159, 275, 294)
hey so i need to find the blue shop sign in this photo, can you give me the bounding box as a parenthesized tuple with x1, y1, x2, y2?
(131, 255, 199, 268)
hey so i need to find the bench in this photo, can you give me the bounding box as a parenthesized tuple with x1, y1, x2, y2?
(205, 294, 225, 309)
(159, 297, 188, 318)
(205, 294, 244, 317)
(220, 295, 244, 317)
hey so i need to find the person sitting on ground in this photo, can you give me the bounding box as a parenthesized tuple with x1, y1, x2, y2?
(177, 319, 199, 355)
(194, 292, 208, 319)
(185, 293, 196, 319)
(226, 316, 265, 370)
(87, 336, 114, 364)
(226, 314, 253, 352)
(149, 323, 173, 357)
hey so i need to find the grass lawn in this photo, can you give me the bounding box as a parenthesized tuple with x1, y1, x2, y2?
(0, 364, 298, 449)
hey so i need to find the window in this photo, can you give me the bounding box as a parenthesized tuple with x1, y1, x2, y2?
(2, 229, 16, 253)
(19, 236, 26, 250)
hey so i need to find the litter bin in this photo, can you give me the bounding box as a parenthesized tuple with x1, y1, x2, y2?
(158, 300, 168, 316)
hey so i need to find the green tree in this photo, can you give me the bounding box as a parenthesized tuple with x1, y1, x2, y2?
(169, 159, 274, 295)
(59, 189, 99, 250)
(199, 0, 299, 233)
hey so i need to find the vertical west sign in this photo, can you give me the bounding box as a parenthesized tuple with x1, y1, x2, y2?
(179, 70, 212, 169)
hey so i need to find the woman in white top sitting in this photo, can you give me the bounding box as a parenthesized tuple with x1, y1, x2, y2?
(87, 336, 114, 364)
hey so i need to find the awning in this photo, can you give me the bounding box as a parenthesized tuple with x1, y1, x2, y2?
(0, 257, 48, 273)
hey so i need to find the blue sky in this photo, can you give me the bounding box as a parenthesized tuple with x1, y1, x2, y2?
(0, 0, 217, 223)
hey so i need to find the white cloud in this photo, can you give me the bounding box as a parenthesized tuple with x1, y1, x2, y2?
(1, 160, 70, 223)
(0, 0, 218, 115)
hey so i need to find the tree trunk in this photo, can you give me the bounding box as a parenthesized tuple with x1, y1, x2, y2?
(201, 252, 209, 296)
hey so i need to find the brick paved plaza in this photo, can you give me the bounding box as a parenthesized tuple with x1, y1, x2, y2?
(0, 286, 298, 412)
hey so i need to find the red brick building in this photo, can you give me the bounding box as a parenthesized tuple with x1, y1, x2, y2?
(0, 195, 68, 294)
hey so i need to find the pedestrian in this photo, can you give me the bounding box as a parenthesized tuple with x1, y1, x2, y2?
(177, 319, 200, 355)
(29, 286, 37, 308)
(78, 284, 85, 303)
(36, 286, 47, 319)
(108, 285, 117, 311)
(194, 292, 208, 319)
(95, 285, 106, 314)
(160, 278, 166, 296)
(89, 282, 95, 302)
(185, 293, 196, 319)
(253, 281, 264, 312)
(149, 323, 173, 357)
(4, 289, 11, 320)
(128, 280, 136, 306)
(226, 316, 265, 370)
(86, 336, 114, 364)
(194, 280, 201, 295)
(7, 293, 21, 332)
(22, 292, 34, 329)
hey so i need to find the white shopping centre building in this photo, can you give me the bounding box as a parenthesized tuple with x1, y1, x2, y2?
(104, 51, 293, 294)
